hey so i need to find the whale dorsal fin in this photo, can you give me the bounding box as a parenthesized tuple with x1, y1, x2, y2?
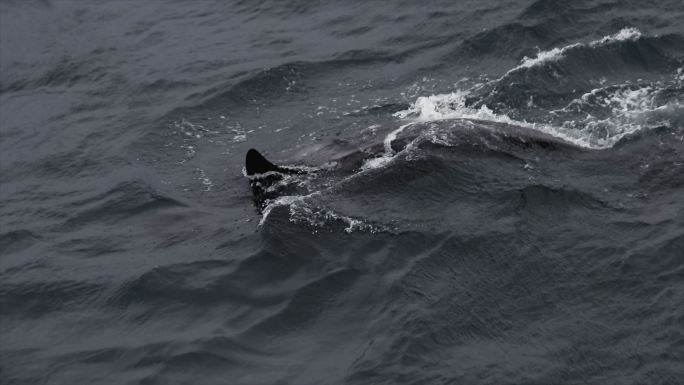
(245, 149, 280, 175)
(245, 149, 307, 176)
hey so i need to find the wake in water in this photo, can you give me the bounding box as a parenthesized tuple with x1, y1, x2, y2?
(253, 28, 683, 231)
(397, 28, 683, 149)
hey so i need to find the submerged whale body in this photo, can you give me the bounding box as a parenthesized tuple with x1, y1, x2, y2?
(245, 119, 583, 209)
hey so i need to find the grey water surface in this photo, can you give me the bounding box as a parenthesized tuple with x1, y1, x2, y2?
(1, 1, 684, 384)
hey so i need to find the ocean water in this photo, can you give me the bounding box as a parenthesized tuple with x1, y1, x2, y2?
(1, 0, 684, 384)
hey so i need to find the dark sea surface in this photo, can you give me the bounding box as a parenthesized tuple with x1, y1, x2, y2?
(1, 0, 684, 384)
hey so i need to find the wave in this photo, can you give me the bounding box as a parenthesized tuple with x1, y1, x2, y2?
(395, 28, 684, 149)
(0, 279, 106, 318)
(169, 51, 402, 115)
(517, 0, 618, 21)
(505, 27, 642, 74)
(63, 180, 186, 229)
(0, 229, 40, 255)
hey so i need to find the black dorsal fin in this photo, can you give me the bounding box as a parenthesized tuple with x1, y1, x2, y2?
(245, 149, 308, 176)
(245, 149, 280, 175)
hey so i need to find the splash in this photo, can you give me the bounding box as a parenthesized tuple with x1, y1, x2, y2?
(394, 84, 680, 149)
(394, 28, 682, 149)
(554, 83, 684, 145)
(393, 90, 589, 148)
(394, 90, 504, 122)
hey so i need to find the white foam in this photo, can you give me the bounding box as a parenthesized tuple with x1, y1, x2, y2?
(556, 84, 684, 145)
(391, 81, 683, 149)
(359, 122, 415, 171)
(393, 90, 592, 147)
(258, 193, 380, 233)
(394, 91, 506, 123)
(360, 155, 393, 171)
(258, 195, 305, 227)
(507, 28, 643, 75)
(593, 27, 642, 45)
(513, 44, 581, 72)
(392, 27, 683, 150)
